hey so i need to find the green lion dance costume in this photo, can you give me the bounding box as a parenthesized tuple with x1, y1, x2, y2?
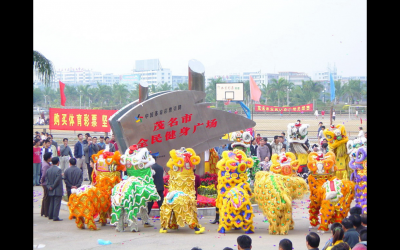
(216, 149, 255, 234)
(110, 145, 160, 232)
(159, 147, 205, 234)
(254, 152, 308, 235)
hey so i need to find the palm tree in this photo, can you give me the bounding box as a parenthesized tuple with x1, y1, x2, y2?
(268, 78, 288, 107)
(149, 84, 157, 94)
(112, 83, 129, 106)
(42, 86, 56, 108)
(286, 81, 295, 106)
(77, 84, 91, 107)
(128, 83, 139, 102)
(334, 80, 347, 104)
(260, 83, 269, 105)
(33, 50, 54, 87)
(174, 82, 188, 90)
(205, 77, 222, 103)
(96, 82, 112, 107)
(157, 82, 172, 92)
(243, 80, 250, 106)
(346, 79, 362, 104)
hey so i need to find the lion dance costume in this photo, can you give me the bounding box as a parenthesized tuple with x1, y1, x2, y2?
(322, 124, 351, 180)
(67, 150, 124, 230)
(307, 150, 355, 232)
(254, 152, 308, 235)
(287, 121, 310, 181)
(110, 145, 160, 232)
(215, 149, 255, 234)
(347, 139, 367, 214)
(159, 147, 205, 234)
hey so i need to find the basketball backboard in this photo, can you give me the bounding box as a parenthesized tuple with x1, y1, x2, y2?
(216, 82, 244, 101)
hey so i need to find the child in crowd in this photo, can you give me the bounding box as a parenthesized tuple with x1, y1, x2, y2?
(259, 156, 272, 171)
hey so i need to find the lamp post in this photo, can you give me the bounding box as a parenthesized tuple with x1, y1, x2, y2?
(80, 91, 82, 109)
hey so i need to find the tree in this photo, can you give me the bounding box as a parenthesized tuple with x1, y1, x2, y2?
(174, 82, 188, 90)
(157, 82, 172, 92)
(33, 50, 54, 87)
(112, 83, 129, 106)
(96, 82, 112, 107)
(346, 79, 362, 104)
(205, 77, 222, 103)
(149, 84, 157, 94)
(286, 81, 295, 106)
(267, 78, 288, 107)
(77, 84, 91, 107)
(334, 80, 347, 104)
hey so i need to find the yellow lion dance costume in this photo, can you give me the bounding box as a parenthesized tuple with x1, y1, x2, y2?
(67, 150, 124, 230)
(307, 151, 355, 232)
(322, 124, 351, 180)
(159, 147, 205, 234)
(254, 152, 308, 235)
(216, 149, 255, 234)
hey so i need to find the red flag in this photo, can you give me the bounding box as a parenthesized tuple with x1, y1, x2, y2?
(59, 80, 66, 106)
(249, 75, 261, 102)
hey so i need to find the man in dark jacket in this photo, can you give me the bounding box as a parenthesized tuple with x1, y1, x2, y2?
(250, 139, 258, 156)
(342, 218, 360, 248)
(64, 158, 83, 200)
(147, 157, 165, 216)
(74, 133, 88, 181)
(84, 136, 99, 184)
(46, 157, 64, 221)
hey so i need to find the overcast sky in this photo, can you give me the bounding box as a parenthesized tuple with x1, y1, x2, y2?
(34, 0, 366, 78)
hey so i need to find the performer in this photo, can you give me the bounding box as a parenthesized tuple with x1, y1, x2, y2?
(254, 152, 308, 235)
(159, 147, 205, 234)
(348, 139, 367, 214)
(287, 120, 310, 182)
(322, 124, 351, 180)
(307, 150, 355, 232)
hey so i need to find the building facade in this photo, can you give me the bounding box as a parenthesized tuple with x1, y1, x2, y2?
(132, 59, 172, 86)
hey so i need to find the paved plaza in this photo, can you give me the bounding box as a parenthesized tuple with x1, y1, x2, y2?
(34, 183, 354, 250)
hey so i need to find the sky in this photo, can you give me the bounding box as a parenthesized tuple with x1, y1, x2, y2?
(34, 0, 366, 78)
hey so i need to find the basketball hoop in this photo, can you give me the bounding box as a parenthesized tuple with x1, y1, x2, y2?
(224, 99, 231, 105)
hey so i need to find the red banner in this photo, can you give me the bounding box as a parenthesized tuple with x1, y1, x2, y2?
(49, 108, 117, 132)
(255, 103, 313, 112)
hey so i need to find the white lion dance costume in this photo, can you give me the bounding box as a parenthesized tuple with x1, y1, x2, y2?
(159, 147, 205, 234)
(254, 152, 308, 235)
(110, 145, 160, 232)
(287, 121, 310, 181)
(215, 149, 255, 234)
(307, 150, 355, 232)
(347, 139, 367, 214)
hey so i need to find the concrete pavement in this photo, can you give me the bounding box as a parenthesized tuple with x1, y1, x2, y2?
(34, 184, 349, 250)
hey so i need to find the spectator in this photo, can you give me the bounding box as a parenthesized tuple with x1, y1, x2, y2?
(46, 157, 63, 221)
(257, 138, 271, 162)
(281, 132, 287, 144)
(147, 156, 165, 220)
(40, 152, 53, 217)
(97, 135, 106, 150)
(35, 116, 41, 125)
(318, 126, 326, 142)
(350, 206, 362, 216)
(264, 137, 273, 156)
(321, 143, 329, 154)
(49, 134, 58, 149)
(312, 144, 319, 152)
(326, 226, 349, 250)
(280, 108, 283, 118)
(352, 228, 367, 250)
(280, 147, 286, 153)
(321, 110, 325, 119)
(271, 135, 283, 155)
(342, 218, 359, 248)
(250, 139, 258, 157)
(74, 134, 88, 181)
(360, 214, 367, 227)
(306, 232, 320, 249)
(221, 144, 229, 153)
(279, 239, 293, 250)
(355, 110, 358, 118)
(33, 139, 42, 186)
(84, 136, 99, 184)
(59, 138, 73, 176)
(214, 145, 223, 158)
(279, 135, 287, 149)
(104, 136, 116, 152)
(223, 248, 234, 250)
(83, 133, 90, 145)
(317, 122, 323, 139)
(92, 136, 98, 147)
(314, 109, 319, 119)
(40, 117, 45, 125)
(237, 235, 252, 250)
(41, 132, 47, 140)
(332, 110, 336, 121)
(255, 133, 262, 145)
(259, 156, 271, 171)
(357, 127, 365, 141)
(48, 137, 58, 157)
(193, 169, 201, 197)
(63, 158, 83, 200)
(41, 139, 53, 163)
(330, 242, 350, 250)
(349, 214, 365, 234)
(322, 222, 342, 250)
(110, 134, 119, 151)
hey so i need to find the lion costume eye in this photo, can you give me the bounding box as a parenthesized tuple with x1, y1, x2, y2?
(326, 135, 331, 139)
(237, 162, 247, 173)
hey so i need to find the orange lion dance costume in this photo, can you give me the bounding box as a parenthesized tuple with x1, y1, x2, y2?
(307, 150, 355, 232)
(67, 150, 124, 230)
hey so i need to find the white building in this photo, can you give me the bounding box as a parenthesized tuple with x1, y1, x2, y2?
(132, 59, 172, 86)
(52, 68, 120, 86)
(278, 72, 312, 86)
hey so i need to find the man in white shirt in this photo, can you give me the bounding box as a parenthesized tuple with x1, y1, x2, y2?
(314, 110, 319, 119)
(358, 127, 365, 140)
(318, 126, 326, 141)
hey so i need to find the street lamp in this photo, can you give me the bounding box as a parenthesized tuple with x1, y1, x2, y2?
(80, 91, 82, 109)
